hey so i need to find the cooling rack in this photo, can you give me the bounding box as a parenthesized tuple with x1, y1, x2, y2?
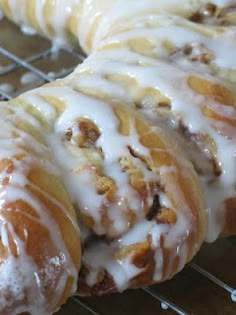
(0, 16, 236, 315)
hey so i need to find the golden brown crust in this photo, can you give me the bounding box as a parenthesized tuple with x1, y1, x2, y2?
(0, 107, 81, 314)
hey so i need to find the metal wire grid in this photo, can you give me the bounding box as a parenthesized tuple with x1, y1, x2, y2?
(0, 17, 236, 315)
(0, 45, 85, 98)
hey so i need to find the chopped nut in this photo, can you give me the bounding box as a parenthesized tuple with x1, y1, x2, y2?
(189, 12, 203, 23)
(65, 118, 101, 148)
(189, 4, 218, 23)
(156, 208, 177, 224)
(0, 159, 14, 174)
(2, 177, 10, 186)
(96, 176, 116, 201)
(115, 241, 150, 264)
(183, 44, 193, 56)
(204, 3, 218, 17)
(65, 128, 73, 141)
(79, 118, 101, 146)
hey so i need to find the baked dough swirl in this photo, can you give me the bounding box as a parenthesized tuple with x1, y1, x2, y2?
(0, 0, 236, 312)
(0, 102, 81, 314)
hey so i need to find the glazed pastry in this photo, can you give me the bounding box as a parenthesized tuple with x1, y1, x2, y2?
(1, 1, 236, 52)
(0, 0, 235, 309)
(1, 1, 236, 83)
(70, 55, 236, 242)
(0, 101, 81, 314)
(8, 82, 206, 296)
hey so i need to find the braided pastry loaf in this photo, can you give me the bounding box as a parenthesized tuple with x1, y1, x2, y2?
(0, 0, 236, 313)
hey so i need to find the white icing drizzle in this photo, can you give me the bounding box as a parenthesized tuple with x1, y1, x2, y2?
(0, 83, 14, 94)
(76, 0, 236, 53)
(73, 47, 236, 242)
(18, 77, 202, 294)
(83, 241, 142, 291)
(21, 71, 41, 86)
(96, 14, 236, 74)
(2, 0, 236, 51)
(48, 0, 81, 47)
(21, 24, 37, 35)
(161, 302, 169, 310)
(0, 102, 79, 314)
(231, 290, 236, 302)
(1, 0, 236, 306)
(1, 0, 28, 27)
(29, 86, 170, 238)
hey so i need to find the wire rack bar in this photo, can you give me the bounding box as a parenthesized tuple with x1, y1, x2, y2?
(0, 88, 12, 100)
(62, 46, 86, 62)
(0, 47, 85, 77)
(49, 66, 78, 80)
(0, 48, 52, 75)
(72, 297, 102, 315)
(189, 262, 236, 301)
(143, 287, 190, 315)
(0, 47, 53, 82)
